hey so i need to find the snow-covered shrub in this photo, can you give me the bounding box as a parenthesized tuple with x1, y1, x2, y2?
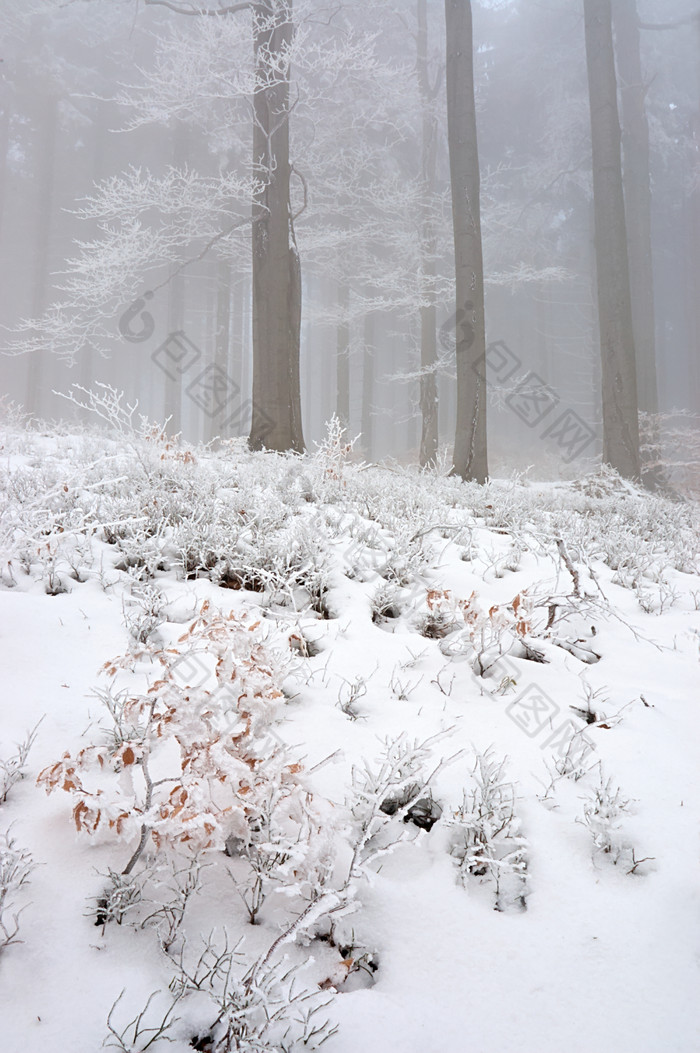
(226, 774, 336, 926)
(634, 579, 679, 615)
(369, 581, 404, 624)
(347, 733, 452, 884)
(436, 591, 530, 681)
(310, 414, 359, 501)
(170, 500, 244, 581)
(93, 869, 144, 929)
(215, 516, 332, 615)
(417, 588, 479, 640)
(580, 771, 634, 866)
(0, 723, 40, 804)
(139, 856, 206, 952)
(570, 464, 635, 501)
(341, 516, 390, 582)
(447, 748, 527, 911)
(569, 683, 608, 726)
(122, 580, 167, 646)
(63, 531, 97, 582)
(374, 518, 431, 587)
(103, 988, 182, 1052)
(0, 830, 34, 952)
(112, 524, 170, 580)
(547, 724, 597, 782)
(38, 602, 332, 924)
(336, 673, 371, 722)
(168, 937, 338, 1052)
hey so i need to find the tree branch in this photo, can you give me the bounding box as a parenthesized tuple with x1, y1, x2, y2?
(290, 163, 308, 222)
(149, 214, 254, 293)
(144, 0, 251, 15)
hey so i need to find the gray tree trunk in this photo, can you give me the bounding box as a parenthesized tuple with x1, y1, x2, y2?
(79, 109, 108, 414)
(613, 0, 658, 415)
(417, 0, 439, 467)
(250, 0, 304, 452)
(336, 282, 350, 427)
(0, 98, 9, 249)
(584, 0, 641, 478)
(213, 255, 232, 440)
(690, 17, 700, 412)
(362, 311, 375, 460)
(25, 92, 58, 419)
(444, 0, 488, 483)
(166, 122, 189, 435)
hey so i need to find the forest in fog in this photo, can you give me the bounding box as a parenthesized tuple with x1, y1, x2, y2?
(1, 0, 699, 480)
(2, 5, 700, 1050)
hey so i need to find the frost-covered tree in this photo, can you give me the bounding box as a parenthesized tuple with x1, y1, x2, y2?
(584, 0, 641, 478)
(445, 0, 488, 482)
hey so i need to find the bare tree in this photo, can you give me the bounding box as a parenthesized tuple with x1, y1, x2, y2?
(144, 0, 304, 451)
(336, 282, 350, 427)
(362, 307, 375, 459)
(416, 0, 440, 468)
(584, 0, 640, 478)
(444, 0, 488, 483)
(613, 0, 658, 416)
(250, 0, 304, 451)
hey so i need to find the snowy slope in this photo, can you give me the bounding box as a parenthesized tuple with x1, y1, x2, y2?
(0, 416, 698, 1053)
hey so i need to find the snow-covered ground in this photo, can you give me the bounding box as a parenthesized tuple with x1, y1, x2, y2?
(1, 411, 698, 1053)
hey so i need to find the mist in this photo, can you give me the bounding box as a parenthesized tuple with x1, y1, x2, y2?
(1, 0, 699, 482)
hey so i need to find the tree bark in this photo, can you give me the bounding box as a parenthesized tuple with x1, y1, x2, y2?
(417, 0, 439, 468)
(25, 92, 58, 419)
(250, 0, 305, 452)
(613, 0, 658, 415)
(166, 122, 189, 434)
(584, 0, 641, 478)
(690, 17, 700, 413)
(214, 254, 233, 440)
(336, 282, 350, 427)
(0, 98, 9, 250)
(361, 310, 375, 459)
(79, 109, 108, 414)
(444, 0, 488, 482)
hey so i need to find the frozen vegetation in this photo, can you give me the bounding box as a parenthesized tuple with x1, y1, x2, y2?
(0, 401, 698, 1051)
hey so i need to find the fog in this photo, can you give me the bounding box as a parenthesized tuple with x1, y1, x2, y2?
(1, 0, 698, 483)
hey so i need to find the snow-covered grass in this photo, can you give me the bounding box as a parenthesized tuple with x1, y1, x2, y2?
(1, 406, 699, 1051)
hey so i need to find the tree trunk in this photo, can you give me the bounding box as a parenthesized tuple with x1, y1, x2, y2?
(584, 0, 641, 478)
(25, 92, 59, 419)
(690, 17, 700, 413)
(79, 107, 109, 413)
(417, 0, 439, 467)
(213, 255, 232, 440)
(336, 282, 350, 427)
(241, 273, 252, 421)
(0, 99, 9, 249)
(250, 0, 304, 452)
(444, 0, 488, 482)
(613, 0, 658, 415)
(165, 274, 185, 435)
(362, 310, 375, 460)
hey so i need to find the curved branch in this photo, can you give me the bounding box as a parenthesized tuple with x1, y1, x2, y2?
(149, 214, 255, 293)
(290, 163, 308, 222)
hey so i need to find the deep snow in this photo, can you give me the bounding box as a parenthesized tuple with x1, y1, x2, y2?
(0, 416, 698, 1052)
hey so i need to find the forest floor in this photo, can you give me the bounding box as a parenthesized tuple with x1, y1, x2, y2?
(0, 412, 698, 1053)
